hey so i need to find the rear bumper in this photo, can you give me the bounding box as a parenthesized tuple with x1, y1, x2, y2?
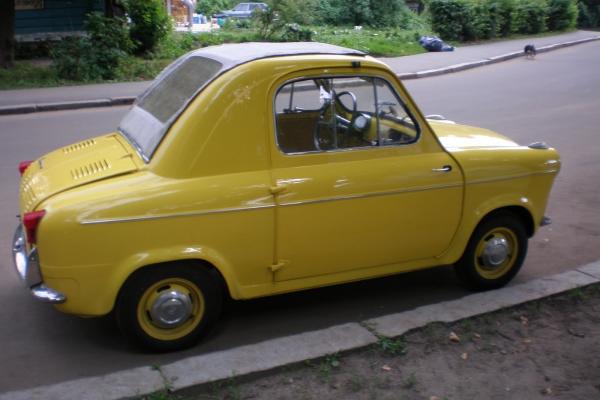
(12, 223, 66, 304)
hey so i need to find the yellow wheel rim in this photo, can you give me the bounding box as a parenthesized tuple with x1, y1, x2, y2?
(136, 278, 205, 341)
(474, 227, 518, 280)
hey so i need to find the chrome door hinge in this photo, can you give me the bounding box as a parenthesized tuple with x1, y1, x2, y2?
(269, 185, 287, 195)
(269, 260, 288, 273)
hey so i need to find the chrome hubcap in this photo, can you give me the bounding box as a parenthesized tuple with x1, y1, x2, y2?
(481, 236, 510, 268)
(149, 290, 193, 329)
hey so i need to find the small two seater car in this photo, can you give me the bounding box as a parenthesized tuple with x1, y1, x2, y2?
(13, 42, 560, 351)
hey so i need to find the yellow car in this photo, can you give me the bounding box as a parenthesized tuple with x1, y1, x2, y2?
(12, 42, 560, 351)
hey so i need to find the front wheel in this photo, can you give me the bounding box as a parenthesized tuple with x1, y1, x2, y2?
(116, 264, 222, 352)
(455, 212, 528, 291)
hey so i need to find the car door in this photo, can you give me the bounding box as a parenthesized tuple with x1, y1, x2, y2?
(269, 73, 463, 282)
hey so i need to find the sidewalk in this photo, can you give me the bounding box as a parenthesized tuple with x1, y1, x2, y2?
(380, 29, 599, 76)
(2, 261, 599, 400)
(181, 283, 600, 400)
(0, 30, 598, 115)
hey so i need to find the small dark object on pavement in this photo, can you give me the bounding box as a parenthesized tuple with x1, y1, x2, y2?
(419, 36, 454, 52)
(524, 44, 537, 59)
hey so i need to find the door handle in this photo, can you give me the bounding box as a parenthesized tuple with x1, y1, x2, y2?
(269, 185, 287, 195)
(432, 165, 452, 173)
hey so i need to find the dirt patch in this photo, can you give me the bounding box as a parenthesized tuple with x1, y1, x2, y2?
(153, 284, 600, 400)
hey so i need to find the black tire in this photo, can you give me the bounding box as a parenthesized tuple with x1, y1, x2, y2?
(455, 212, 528, 291)
(116, 263, 222, 352)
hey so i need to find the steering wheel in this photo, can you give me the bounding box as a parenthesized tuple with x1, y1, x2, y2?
(335, 91, 358, 123)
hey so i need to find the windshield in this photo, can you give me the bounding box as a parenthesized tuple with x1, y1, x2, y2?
(233, 3, 249, 11)
(119, 56, 222, 161)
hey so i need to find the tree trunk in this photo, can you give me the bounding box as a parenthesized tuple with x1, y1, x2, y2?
(105, 0, 125, 18)
(0, 0, 16, 68)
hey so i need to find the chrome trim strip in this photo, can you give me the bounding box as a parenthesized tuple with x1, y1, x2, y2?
(12, 224, 42, 287)
(31, 284, 66, 304)
(528, 141, 550, 150)
(12, 222, 66, 304)
(80, 204, 276, 225)
(466, 170, 558, 185)
(279, 182, 463, 207)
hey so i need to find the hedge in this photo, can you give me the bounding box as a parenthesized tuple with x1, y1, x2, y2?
(577, 0, 600, 28)
(429, 0, 579, 41)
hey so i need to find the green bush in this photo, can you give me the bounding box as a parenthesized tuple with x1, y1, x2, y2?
(511, 0, 548, 33)
(428, 0, 472, 40)
(489, 0, 514, 37)
(315, 0, 349, 25)
(281, 23, 314, 41)
(547, 0, 578, 30)
(196, 0, 234, 16)
(254, 0, 318, 38)
(152, 32, 199, 59)
(577, 0, 600, 27)
(126, 0, 171, 54)
(469, 0, 515, 39)
(51, 37, 97, 81)
(51, 13, 132, 81)
(469, 0, 495, 39)
(370, 0, 411, 27)
(429, 0, 579, 40)
(315, 0, 414, 27)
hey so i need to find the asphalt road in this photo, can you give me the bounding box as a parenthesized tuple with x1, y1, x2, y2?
(1, 41, 599, 393)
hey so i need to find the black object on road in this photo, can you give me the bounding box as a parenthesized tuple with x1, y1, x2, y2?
(419, 36, 454, 52)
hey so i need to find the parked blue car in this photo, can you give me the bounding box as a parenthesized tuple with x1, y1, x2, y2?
(214, 2, 268, 19)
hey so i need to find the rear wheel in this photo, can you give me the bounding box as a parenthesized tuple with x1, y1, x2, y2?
(116, 263, 222, 352)
(455, 212, 528, 290)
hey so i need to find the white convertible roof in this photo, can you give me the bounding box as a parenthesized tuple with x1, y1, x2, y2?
(186, 42, 366, 69)
(122, 43, 366, 160)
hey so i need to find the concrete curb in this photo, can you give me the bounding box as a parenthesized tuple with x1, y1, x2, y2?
(0, 96, 137, 116)
(1, 260, 599, 400)
(396, 35, 600, 80)
(0, 35, 599, 116)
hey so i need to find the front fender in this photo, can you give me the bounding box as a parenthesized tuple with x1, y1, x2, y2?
(437, 175, 547, 265)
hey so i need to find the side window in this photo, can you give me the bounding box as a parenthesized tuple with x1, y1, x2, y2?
(274, 76, 419, 154)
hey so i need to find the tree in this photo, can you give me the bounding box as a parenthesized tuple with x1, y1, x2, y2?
(0, 0, 16, 68)
(126, 0, 171, 54)
(255, 0, 318, 38)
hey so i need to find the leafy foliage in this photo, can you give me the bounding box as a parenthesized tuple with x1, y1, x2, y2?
(254, 0, 317, 39)
(281, 24, 314, 41)
(196, 0, 235, 16)
(370, 0, 410, 27)
(51, 13, 132, 80)
(428, 0, 472, 41)
(489, 0, 515, 37)
(126, 0, 171, 54)
(429, 0, 578, 40)
(314, 0, 412, 27)
(577, 0, 600, 27)
(511, 0, 548, 33)
(377, 336, 408, 355)
(547, 0, 579, 30)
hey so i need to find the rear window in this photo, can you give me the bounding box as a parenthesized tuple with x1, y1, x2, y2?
(119, 56, 223, 160)
(139, 57, 222, 123)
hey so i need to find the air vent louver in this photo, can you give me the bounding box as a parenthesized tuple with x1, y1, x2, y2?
(63, 139, 97, 154)
(71, 159, 111, 180)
